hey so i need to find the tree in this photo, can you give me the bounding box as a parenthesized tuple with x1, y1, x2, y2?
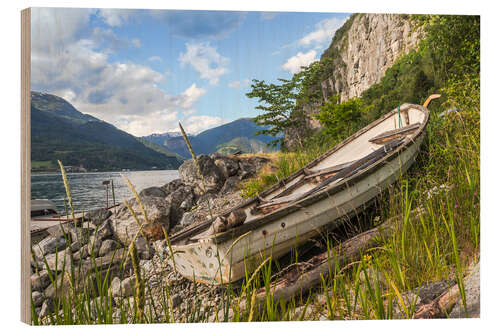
(246, 60, 330, 148)
(314, 95, 372, 140)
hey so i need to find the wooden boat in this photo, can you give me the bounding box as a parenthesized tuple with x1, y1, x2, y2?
(167, 97, 438, 285)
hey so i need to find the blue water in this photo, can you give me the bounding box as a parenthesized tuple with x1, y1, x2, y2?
(31, 170, 179, 213)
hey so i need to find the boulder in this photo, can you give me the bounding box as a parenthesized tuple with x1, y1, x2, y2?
(166, 184, 195, 228)
(212, 153, 239, 178)
(94, 219, 113, 240)
(99, 239, 120, 257)
(238, 161, 256, 180)
(178, 155, 225, 196)
(139, 186, 167, 198)
(111, 196, 172, 245)
(87, 235, 102, 256)
(31, 270, 51, 292)
(72, 246, 89, 261)
(161, 178, 183, 194)
(32, 291, 44, 307)
(110, 276, 136, 298)
(69, 241, 82, 253)
(44, 249, 72, 272)
(135, 236, 153, 260)
(39, 298, 54, 318)
(179, 212, 196, 227)
(450, 263, 480, 318)
(84, 208, 112, 225)
(69, 227, 93, 245)
(33, 236, 68, 259)
(220, 176, 241, 194)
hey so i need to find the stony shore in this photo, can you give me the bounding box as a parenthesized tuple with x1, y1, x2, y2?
(30, 153, 269, 322)
(30, 152, 479, 322)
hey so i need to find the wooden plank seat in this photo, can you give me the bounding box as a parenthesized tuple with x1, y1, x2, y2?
(369, 123, 421, 144)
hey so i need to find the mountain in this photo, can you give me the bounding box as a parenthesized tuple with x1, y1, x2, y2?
(216, 137, 274, 155)
(141, 131, 183, 147)
(31, 91, 183, 172)
(142, 118, 278, 158)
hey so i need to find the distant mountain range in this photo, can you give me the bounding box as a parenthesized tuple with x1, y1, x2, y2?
(141, 118, 278, 158)
(31, 92, 183, 172)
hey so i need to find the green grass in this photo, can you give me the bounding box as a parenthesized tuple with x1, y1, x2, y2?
(32, 74, 479, 323)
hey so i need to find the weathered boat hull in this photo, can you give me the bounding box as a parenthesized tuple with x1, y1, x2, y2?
(168, 103, 429, 284)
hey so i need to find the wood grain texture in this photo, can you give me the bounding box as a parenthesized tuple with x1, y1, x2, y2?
(21, 7, 31, 324)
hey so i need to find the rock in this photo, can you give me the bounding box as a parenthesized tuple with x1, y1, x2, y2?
(139, 186, 167, 198)
(179, 212, 195, 227)
(135, 237, 153, 260)
(238, 161, 256, 180)
(196, 192, 215, 206)
(161, 178, 184, 194)
(33, 236, 68, 259)
(212, 153, 239, 178)
(44, 248, 72, 272)
(220, 176, 241, 194)
(178, 155, 225, 196)
(69, 241, 82, 253)
(450, 263, 480, 318)
(69, 227, 93, 245)
(72, 246, 89, 261)
(111, 196, 172, 245)
(39, 298, 54, 318)
(166, 184, 195, 227)
(95, 219, 113, 240)
(152, 239, 167, 255)
(171, 293, 182, 308)
(393, 279, 455, 319)
(32, 290, 44, 307)
(110, 276, 136, 298)
(87, 235, 102, 256)
(85, 208, 112, 225)
(31, 270, 51, 292)
(44, 249, 130, 303)
(99, 239, 120, 257)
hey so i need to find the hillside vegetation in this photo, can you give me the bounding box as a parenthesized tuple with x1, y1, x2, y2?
(31, 92, 183, 171)
(239, 14, 480, 319)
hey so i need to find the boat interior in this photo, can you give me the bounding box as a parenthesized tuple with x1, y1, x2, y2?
(171, 104, 427, 245)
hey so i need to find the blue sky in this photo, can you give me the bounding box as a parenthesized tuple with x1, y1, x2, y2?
(31, 8, 349, 135)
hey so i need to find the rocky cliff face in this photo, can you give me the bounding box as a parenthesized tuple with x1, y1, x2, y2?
(327, 14, 423, 102)
(286, 14, 424, 149)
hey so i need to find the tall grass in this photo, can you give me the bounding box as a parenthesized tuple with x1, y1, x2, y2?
(31, 74, 479, 323)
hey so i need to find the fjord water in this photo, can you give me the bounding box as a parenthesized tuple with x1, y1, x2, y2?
(31, 170, 179, 213)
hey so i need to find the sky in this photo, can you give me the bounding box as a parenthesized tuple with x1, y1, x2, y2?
(31, 8, 350, 136)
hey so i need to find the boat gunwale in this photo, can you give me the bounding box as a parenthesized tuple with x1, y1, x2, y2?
(169, 103, 429, 245)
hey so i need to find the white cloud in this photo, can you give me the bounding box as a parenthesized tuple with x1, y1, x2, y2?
(31, 8, 94, 55)
(179, 42, 229, 85)
(228, 79, 250, 89)
(299, 16, 347, 47)
(97, 9, 136, 27)
(148, 56, 162, 62)
(282, 50, 318, 74)
(182, 115, 227, 134)
(31, 30, 206, 136)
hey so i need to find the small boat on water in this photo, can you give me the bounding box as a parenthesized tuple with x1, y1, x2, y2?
(167, 97, 438, 285)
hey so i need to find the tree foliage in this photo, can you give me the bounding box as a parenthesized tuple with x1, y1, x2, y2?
(246, 60, 331, 147)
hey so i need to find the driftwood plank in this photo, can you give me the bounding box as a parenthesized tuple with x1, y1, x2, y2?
(239, 212, 408, 311)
